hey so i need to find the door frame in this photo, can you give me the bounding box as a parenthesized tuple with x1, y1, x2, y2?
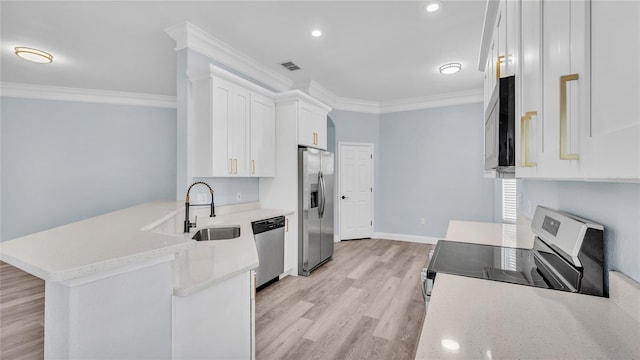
(336, 142, 375, 242)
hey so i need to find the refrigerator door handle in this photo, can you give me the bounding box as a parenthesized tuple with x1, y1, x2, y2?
(319, 171, 326, 219)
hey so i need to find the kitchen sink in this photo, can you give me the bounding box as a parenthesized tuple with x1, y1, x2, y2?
(192, 226, 241, 241)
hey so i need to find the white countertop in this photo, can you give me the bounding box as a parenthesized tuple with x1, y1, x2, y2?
(159, 207, 292, 296)
(416, 273, 640, 359)
(0, 201, 292, 297)
(0, 201, 194, 282)
(415, 219, 640, 359)
(444, 217, 534, 248)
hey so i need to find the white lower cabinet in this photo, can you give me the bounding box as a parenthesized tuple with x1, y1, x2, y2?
(173, 270, 254, 359)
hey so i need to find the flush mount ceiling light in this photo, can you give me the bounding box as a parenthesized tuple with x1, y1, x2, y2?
(439, 62, 462, 75)
(311, 29, 322, 37)
(426, 1, 440, 12)
(14, 46, 53, 63)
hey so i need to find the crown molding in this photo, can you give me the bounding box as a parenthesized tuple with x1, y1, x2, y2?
(0, 82, 177, 108)
(302, 81, 380, 114)
(275, 89, 332, 112)
(166, 21, 482, 115)
(301, 80, 482, 114)
(378, 89, 483, 113)
(165, 21, 294, 92)
(187, 64, 276, 98)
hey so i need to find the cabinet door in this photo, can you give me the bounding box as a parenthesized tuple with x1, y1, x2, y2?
(504, 0, 518, 77)
(298, 104, 316, 148)
(230, 87, 250, 176)
(538, 0, 588, 179)
(497, 1, 507, 77)
(584, 1, 640, 180)
(516, 0, 542, 178)
(250, 93, 275, 177)
(311, 108, 327, 150)
(298, 103, 326, 149)
(211, 77, 233, 176)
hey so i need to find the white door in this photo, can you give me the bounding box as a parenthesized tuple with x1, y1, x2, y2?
(339, 143, 373, 240)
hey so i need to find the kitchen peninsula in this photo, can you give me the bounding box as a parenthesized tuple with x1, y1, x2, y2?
(0, 200, 290, 359)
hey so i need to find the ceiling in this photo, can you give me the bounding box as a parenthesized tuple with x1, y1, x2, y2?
(1, 1, 486, 103)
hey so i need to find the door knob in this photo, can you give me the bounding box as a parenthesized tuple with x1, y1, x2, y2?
(341, 195, 349, 199)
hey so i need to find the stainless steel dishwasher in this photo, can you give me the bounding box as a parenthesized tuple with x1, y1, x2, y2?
(251, 216, 285, 289)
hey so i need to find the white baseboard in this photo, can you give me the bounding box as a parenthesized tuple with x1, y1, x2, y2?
(372, 232, 440, 245)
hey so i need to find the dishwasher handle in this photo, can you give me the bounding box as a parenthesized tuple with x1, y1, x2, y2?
(251, 216, 286, 235)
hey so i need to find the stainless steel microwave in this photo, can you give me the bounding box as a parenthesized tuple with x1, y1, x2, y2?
(484, 75, 515, 171)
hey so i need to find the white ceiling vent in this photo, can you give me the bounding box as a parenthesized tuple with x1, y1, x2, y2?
(280, 61, 301, 71)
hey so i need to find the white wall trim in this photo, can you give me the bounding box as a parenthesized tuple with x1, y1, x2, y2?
(372, 232, 440, 245)
(0, 82, 177, 108)
(378, 89, 484, 113)
(165, 21, 294, 92)
(165, 22, 483, 115)
(301, 80, 482, 114)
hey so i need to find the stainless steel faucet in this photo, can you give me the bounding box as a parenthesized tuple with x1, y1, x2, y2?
(184, 181, 216, 233)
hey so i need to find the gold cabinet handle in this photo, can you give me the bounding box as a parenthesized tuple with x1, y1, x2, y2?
(228, 158, 233, 174)
(496, 55, 505, 80)
(233, 158, 238, 174)
(252, 160, 256, 175)
(559, 74, 580, 160)
(520, 111, 537, 167)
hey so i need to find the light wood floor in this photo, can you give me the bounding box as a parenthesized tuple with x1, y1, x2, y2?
(0, 261, 45, 359)
(0, 239, 433, 360)
(256, 238, 435, 360)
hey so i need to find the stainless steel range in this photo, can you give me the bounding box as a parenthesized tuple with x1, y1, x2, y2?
(423, 206, 606, 303)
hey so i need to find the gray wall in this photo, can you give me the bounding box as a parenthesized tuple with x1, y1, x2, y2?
(330, 104, 495, 238)
(377, 103, 496, 237)
(1, 97, 177, 241)
(519, 180, 640, 283)
(329, 110, 381, 230)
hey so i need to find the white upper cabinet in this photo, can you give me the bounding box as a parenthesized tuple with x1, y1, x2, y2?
(230, 87, 251, 177)
(482, 0, 517, 112)
(188, 65, 276, 178)
(537, 0, 589, 179)
(250, 93, 276, 177)
(484, 0, 639, 181)
(516, 0, 542, 178)
(298, 102, 327, 150)
(583, 1, 640, 180)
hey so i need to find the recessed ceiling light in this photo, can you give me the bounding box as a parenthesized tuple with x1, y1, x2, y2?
(311, 29, 322, 37)
(439, 63, 462, 75)
(426, 2, 440, 12)
(14, 46, 53, 64)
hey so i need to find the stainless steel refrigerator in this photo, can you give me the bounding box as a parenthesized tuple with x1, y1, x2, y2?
(298, 147, 334, 276)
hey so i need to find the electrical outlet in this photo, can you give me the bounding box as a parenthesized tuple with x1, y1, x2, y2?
(236, 192, 242, 201)
(420, 217, 426, 225)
